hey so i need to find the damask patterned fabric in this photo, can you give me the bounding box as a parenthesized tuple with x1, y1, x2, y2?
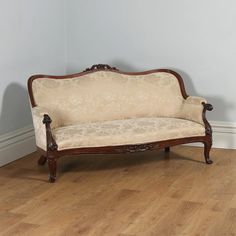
(180, 96, 206, 125)
(31, 107, 47, 151)
(32, 71, 196, 124)
(30, 71, 207, 151)
(52, 117, 205, 150)
(31, 106, 62, 150)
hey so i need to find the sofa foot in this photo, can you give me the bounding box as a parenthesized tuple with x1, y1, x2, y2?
(48, 157, 57, 183)
(49, 175, 56, 183)
(38, 155, 47, 165)
(165, 147, 170, 153)
(204, 142, 213, 164)
(206, 159, 213, 164)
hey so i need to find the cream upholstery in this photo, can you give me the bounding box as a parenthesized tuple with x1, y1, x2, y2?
(30, 70, 207, 151)
(180, 96, 206, 124)
(53, 118, 205, 151)
(32, 72, 189, 124)
(31, 107, 61, 150)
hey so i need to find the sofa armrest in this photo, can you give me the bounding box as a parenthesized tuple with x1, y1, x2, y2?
(185, 96, 207, 105)
(32, 106, 61, 129)
(31, 106, 60, 151)
(180, 96, 211, 125)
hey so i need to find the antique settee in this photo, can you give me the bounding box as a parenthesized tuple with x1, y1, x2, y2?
(28, 64, 213, 182)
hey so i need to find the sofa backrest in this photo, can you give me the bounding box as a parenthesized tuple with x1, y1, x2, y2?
(29, 69, 187, 125)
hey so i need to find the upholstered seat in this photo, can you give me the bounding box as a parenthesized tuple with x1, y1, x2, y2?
(53, 117, 205, 150)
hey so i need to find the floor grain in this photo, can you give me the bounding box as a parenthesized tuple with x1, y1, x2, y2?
(0, 146, 235, 236)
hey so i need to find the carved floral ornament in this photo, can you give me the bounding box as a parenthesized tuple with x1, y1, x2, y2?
(84, 64, 118, 72)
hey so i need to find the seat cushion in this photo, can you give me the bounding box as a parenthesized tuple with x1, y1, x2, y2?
(52, 117, 205, 150)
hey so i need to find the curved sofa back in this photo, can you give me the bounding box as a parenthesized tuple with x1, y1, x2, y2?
(29, 70, 186, 125)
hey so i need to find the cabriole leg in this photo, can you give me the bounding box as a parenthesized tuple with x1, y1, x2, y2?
(48, 155, 57, 183)
(38, 155, 47, 166)
(204, 142, 213, 164)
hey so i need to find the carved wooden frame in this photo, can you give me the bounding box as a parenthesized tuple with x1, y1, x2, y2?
(28, 64, 213, 183)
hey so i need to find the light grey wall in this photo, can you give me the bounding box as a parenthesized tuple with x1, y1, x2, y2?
(66, 0, 236, 123)
(0, 0, 66, 135)
(1, 0, 235, 137)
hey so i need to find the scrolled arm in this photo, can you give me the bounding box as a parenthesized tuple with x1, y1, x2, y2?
(43, 114, 58, 151)
(31, 106, 60, 151)
(185, 96, 207, 106)
(32, 106, 61, 129)
(202, 102, 213, 135)
(202, 103, 213, 111)
(180, 96, 212, 125)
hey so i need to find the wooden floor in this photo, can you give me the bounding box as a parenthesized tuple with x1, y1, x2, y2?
(0, 146, 236, 236)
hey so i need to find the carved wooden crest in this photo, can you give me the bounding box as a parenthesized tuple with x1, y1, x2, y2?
(83, 64, 118, 72)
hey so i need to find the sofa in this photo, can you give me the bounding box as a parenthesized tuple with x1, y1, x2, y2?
(28, 64, 213, 182)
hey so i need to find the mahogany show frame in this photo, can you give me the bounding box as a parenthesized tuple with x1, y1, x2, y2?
(28, 64, 213, 183)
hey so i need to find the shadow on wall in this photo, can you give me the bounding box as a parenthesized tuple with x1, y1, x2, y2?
(173, 68, 233, 122)
(0, 83, 33, 135)
(71, 59, 232, 122)
(173, 69, 236, 149)
(109, 60, 231, 122)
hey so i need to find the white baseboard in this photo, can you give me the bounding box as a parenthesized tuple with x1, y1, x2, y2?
(0, 121, 235, 167)
(185, 121, 236, 149)
(211, 121, 236, 149)
(0, 125, 36, 167)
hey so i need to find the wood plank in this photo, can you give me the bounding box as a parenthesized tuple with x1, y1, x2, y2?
(0, 146, 235, 235)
